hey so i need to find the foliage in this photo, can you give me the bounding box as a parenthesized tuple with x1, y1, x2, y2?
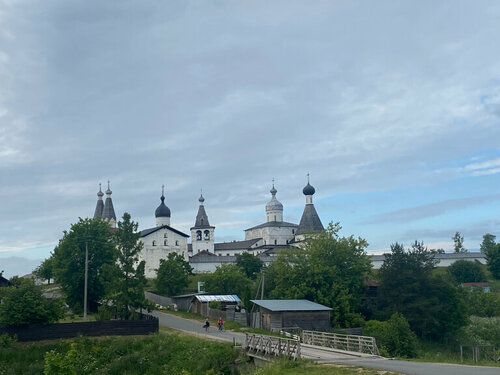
(480, 233, 496, 254)
(103, 213, 151, 319)
(208, 301, 222, 310)
(266, 222, 371, 327)
(254, 358, 389, 375)
(51, 218, 116, 313)
(453, 232, 467, 253)
(0, 277, 65, 327)
(155, 253, 193, 296)
(34, 256, 55, 284)
(364, 313, 418, 358)
(458, 287, 500, 317)
(0, 333, 16, 348)
(42, 333, 239, 375)
(235, 252, 263, 279)
(203, 264, 252, 307)
(376, 242, 467, 339)
(486, 243, 500, 279)
(447, 260, 487, 284)
(459, 316, 500, 346)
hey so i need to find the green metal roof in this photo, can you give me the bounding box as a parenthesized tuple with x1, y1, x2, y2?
(250, 299, 332, 312)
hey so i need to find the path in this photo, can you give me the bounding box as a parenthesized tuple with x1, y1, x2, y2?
(152, 311, 500, 375)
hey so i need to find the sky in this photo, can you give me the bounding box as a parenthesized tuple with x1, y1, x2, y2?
(1, 1, 500, 278)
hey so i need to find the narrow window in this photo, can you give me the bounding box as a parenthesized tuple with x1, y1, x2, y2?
(152, 240, 157, 246)
(164, 240, 167, 246)
(164, 233, 168, 238)
(204, 230, 210, 240)
(196, 230, 202, 241)
(274, 239, 277, 245)
(175, 240, 179, 246)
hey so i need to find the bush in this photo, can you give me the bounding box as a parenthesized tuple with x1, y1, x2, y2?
(0, 333, 16, 348)
(447, 260, 487, 284)
(460, 316, 500, 346)
(363, 313, 418, 358)
(208, 301, 221, 310)
(459, 288, 500, 317)
(0, 277, 65, 326)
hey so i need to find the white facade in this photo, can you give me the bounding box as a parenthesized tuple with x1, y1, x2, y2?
(245, 225, 296, 246)
(139, 227, 189, 278)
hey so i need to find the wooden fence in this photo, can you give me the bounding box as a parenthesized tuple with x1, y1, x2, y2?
(244, 333, 301, 359)
(0, 316, 159, 342)
(302, 330, 379, 355)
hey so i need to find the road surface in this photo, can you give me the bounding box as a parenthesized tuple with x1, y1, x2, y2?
(151, 311, 500, 375)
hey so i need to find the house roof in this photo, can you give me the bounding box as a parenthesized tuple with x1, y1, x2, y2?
(462, 282, 489, 287)
(195, 295, 241, 303)
(245, 221, 298, 231)
(140, 225, 189, 238)
(214, 238, 261, 250)
(250, 299, 332, 312)
(296, 204, 323, 235)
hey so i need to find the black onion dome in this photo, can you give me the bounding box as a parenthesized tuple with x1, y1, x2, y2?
(155, 196, 171, 218)
(303, 182, 315, 196)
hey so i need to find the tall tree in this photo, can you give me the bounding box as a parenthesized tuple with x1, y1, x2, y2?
(155, 253, 193, 296)
(267, 222, 371, 327)
(52, 218, 116, 312)
(203, 264, 252, 307)
(105, 213, 150, 319)
(235, 252, 263, 279)
(453, 231, 467, 253)
(480, 233, 496, 254)
(486, 243, 500, 279)
(33, 256, 55, 284)
(377, 241, 467, 339)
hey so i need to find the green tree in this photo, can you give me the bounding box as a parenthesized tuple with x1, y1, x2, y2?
(377, 242, 467, 339)
(33, 256, 55, 284)
(203, 264, 252, 307)
(52, 218, 116, 313)
(235, 252, 263, 279)
(459, 287, 500, 317)
(447, 260, 487, 284)
(453, 231, 467, 253)
(480, 233, 496, 254)
(364, 313, 418, 358)
(104, 213, 150, 319)
(0, 277, 65, 326)
(266, 222, 371, 327)
(155, 253, 193, 296)
(486, 243, 500, 279)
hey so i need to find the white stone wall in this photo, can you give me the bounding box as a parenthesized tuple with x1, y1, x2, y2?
(139, 228, 188, 278)
(266, 210, 283, 222)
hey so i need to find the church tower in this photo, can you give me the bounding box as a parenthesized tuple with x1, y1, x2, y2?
(296, 176, 323, 238)
(93, 183, 104, 219)
(190, 192, 215, 254)
(102, 181, 116, 228)
(266, 181, 283, 222)
(155, 185, 171, 227)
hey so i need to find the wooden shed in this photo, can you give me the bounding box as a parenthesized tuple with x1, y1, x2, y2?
(251, 299, 332, 332)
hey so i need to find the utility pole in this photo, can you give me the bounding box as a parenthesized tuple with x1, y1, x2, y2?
(261, 269, 265, 300)
(83, 240, 89, 321)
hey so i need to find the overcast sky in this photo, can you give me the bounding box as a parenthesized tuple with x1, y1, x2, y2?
(1, 1, 500, 278)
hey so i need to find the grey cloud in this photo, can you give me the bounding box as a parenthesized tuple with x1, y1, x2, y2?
(364, 195, 500, 224)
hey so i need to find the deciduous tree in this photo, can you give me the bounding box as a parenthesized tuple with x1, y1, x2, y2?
(235, 252, 263, 279)
(155, 253, 193, 296)
(52, 218, 116, 312)
(453, 232, 467, 253)
(266, 222, 371, 327)
(447, 260, 487, 284)
(203, 264, 252, 306)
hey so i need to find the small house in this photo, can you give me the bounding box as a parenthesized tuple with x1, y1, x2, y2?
(461, 282, 490, 292)
(251, 299, 332, 332)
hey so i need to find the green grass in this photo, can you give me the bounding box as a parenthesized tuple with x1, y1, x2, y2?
(0, 331, 240, 375)
(248, 359, 398, 375)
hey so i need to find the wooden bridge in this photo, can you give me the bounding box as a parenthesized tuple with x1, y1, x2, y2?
(244, 333, 301, 359)
(301, 330, 379, 356)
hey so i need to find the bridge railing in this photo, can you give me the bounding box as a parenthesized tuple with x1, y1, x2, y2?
(302, 330, 379, 355)
(244, 333, 301, 359)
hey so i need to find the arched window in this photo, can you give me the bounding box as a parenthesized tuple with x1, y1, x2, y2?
(175, 240, 179, 246)
(164, 240, 167, 246)
(164, 233, 168, 238)
(274, 239, 277, 245)
(204, 230, 210, 240)
(196, 230, 202, 241)
(152, 240, 157, 246)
